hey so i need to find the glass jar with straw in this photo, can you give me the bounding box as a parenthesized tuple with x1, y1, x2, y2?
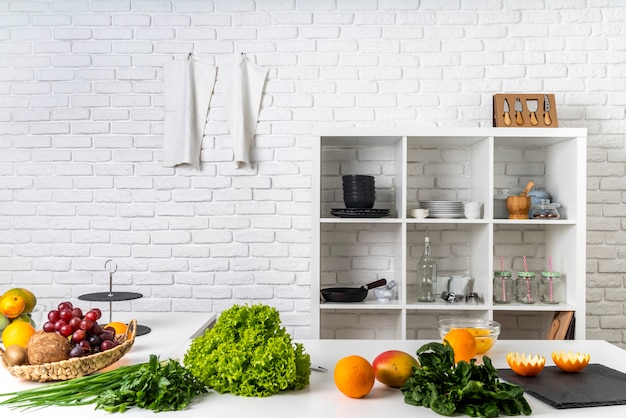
(515, 271, 538, 304)
(493, 270, 513, 303)
(540, 271, 561, 304)
(493, 256, 513, 304)
(515, 256, 538, 304)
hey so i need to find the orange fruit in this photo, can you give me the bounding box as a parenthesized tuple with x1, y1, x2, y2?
(1, 320, 36, 348)
(105, 321, 128, 335)
(506, 352, 546, 376)
(443, 328, 477, 363)
(1, 288, 37, 314)
(551, 350, 590, 372)
(464, 328, 495, 354)
(0, 294, 26, 319)
(334, 355, 375, 398)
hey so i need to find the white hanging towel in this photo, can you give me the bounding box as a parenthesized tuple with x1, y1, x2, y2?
(162, 56, 216, 169)
(220, 54, 268, 168)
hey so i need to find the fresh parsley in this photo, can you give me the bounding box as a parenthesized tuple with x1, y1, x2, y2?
(96, 354, 208, 412)
(401, 342, 532, 418)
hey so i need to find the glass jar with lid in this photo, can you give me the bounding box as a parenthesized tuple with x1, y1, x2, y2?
(493, 271, 513, 304)
(540, 271, 562, 304)
(514, 271, 538, 304)
(530, 199, 560, 219)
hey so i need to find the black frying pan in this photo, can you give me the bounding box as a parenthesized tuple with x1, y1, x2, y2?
(321, 279, 387, 302)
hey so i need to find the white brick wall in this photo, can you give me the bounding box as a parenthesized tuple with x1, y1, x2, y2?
(0, 1, 625, 345)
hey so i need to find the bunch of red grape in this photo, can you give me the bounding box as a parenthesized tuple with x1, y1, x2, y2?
(42, 301, 119, 358)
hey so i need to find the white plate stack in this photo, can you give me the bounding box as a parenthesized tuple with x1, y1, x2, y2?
(419, 201, 465, 218)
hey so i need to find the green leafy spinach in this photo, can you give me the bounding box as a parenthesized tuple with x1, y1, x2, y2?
(401, 342, 532, 418)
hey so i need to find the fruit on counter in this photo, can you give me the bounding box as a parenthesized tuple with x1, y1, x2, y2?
(372, 350, 419, 388)
(551, 350, 590, 372)
(2, 344, 29, 366)
(27, 330, 72, 364)
(506, 352, 546, 376)
(334, 355, 375, 398)
(1, 288, 37, 316)
(41, 301, 117, 358)
(1, 320, 35, 348)
(442, 328, 477, 363)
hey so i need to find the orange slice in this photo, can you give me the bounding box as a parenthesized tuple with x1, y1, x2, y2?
(551, 350, 590, 372)
(506, 352, 545, 376)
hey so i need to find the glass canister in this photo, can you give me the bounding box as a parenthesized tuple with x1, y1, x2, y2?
(493, 271, 514, 304)
(515, 271, 538, 304)
(540, 271, 562, 304)
(530, 199, 560, 219)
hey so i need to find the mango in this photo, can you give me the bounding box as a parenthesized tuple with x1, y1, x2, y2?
(372, 350, 419, 388)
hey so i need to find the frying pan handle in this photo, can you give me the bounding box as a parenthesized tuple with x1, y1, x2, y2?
(364, 278, 387, 290)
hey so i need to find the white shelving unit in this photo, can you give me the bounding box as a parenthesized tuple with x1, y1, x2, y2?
(311, 127, 587, 341)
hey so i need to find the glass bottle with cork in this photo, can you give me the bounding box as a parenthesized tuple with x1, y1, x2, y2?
(417, 230, 437, 302)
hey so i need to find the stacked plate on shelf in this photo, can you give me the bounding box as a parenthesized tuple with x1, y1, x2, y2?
(419, 201, 465, 218)
(330, 208, 389, 218)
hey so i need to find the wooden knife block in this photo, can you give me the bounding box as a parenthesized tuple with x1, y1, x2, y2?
(493, 93, 558, 128)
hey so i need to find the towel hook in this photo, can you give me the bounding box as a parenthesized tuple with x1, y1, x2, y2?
(187, 52, 193, 60)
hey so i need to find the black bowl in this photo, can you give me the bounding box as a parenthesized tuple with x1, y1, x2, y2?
(343, 188, 376, 193)
(342, 175, 374, 182)
(344, 200, 375, 209)
(344, 192, 375, 198)
(343, 182, 375, 186)
(344, 195, 375, 201)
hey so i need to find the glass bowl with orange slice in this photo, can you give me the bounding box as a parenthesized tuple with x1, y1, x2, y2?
(438, 318, 501, 355)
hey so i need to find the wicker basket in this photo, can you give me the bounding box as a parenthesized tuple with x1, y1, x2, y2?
(0, 319, 137, 382)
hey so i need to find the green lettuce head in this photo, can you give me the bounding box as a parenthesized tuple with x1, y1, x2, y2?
(183, 304, 311, 397)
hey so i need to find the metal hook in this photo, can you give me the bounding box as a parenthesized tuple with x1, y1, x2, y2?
(104, 259, 117, 274)
(187, 52, 193, 60)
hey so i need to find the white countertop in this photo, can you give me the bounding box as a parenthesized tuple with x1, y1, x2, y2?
(2, 313, 626, 417)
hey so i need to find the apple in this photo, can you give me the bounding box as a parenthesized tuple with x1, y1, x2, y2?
(372, 350, 420, 388)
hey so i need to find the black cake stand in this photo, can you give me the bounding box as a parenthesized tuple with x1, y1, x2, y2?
(78, 260, 151, 336)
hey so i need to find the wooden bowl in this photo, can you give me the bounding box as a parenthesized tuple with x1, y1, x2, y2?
(506, 196, 531, 219)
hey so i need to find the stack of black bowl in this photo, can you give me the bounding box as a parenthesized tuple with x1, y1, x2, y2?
(342, 175, 375, 208)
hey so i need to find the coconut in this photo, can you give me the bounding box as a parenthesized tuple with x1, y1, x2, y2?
(26, 331, 71, 365)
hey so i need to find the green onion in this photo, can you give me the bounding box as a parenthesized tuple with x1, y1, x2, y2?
(0, 362, 145, 410)
(0, 355, 208, 412)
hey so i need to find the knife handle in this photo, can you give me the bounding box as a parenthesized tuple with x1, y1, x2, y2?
(516, 111, 524, 125)
(544, 112, 552, 126)
(530, 112, 538, 126)
(503, 112, 512, 126)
